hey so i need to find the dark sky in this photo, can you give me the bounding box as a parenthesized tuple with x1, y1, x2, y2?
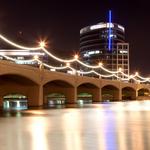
(0, 0, 149, 75)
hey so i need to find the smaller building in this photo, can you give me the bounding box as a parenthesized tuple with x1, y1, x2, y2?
(116, 43, 129, 77)
(0, 49, 46, 65)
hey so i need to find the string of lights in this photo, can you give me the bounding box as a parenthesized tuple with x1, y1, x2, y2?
(136, 72, 150, 81)
(1, 54, 150, 83)
(0, 34, 149, 83)
(36, 59, 69, 70)
(42, 48, 150, 82)
(42, 47, 76, 63)
(77, 70, 120, 78)
(0, 34, 42, 50)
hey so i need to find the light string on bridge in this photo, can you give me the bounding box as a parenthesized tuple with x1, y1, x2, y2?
(0, 34, 149, 83)
(0, 34, 41, 50)
(1, 54, 149, 83)
(36, 59, 70, 70)
(1, 54, 122, 79)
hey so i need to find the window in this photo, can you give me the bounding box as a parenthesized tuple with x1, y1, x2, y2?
(118, 45, 122, 49)
(113, 60, 117, 64)
(124, 61, 128, 64)
(118, 61, 122, 64)
(118, 56, 122, 59)
(17, 57, 24, 60)
(124, 56, 128, 59)
(124, 65, 128, 69)
(123, 45, 128, 49)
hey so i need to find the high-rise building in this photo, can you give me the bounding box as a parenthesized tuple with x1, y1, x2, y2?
(79, 16, 129, 76)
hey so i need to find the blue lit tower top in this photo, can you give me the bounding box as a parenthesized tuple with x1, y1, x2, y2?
(79, 11, 127, 73)
(108, 10, 112, 51)
(80, 12, 126, 56)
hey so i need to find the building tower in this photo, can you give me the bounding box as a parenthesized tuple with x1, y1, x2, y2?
(79, 11, 129, 76)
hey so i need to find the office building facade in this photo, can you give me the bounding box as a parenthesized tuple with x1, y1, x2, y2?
(80, 22, 129, 76)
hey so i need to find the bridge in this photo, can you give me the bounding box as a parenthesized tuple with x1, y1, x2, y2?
(0, 60, 149, 107)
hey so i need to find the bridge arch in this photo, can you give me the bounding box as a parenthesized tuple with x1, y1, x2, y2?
(137, 88, 150, 100)
(77, 82, 100, 102)
(42, 71, 75, 87)
(0, 61, 41, 85)
(138, 88, 149, 96)
(43, 79, 76, 104)
(0, 74, 41, 107)
(101, 80, 120, 90)
(122, 86, 136, 100)
(101, 84, 120, 101)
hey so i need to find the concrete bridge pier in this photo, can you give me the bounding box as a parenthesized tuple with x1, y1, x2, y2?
(135, 90, 138, 99)
(119, 89, 122, 101)
(67, 87, 77, 104)
(28, 85, 43, 107)
(93, 89, 102, 102)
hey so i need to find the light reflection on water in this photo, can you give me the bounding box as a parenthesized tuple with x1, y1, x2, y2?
(0, 100, 150, 150)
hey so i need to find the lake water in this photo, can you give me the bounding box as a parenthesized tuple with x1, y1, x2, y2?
(0, 101, 150, 150)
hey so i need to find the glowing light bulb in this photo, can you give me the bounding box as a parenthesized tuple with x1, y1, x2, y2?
(130, 75, 133, 78)
(135, 72, 139, 76)
(39, 41, 46, 48)
(118, 68, 122, 72)
(74, 54, 79, 59)
(66, 62, 70, 67)
(98, 62, 103, 66)
(34, 55, 39, 60)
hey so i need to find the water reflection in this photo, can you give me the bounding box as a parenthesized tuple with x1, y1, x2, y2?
(0, 101, 150, 150)
(30, 118, 48, 150)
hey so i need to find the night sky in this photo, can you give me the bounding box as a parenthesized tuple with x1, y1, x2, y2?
(0, 0, 149, 75)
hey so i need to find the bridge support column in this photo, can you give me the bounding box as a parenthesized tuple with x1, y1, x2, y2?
(28, 85, 43, 107)
(93, 88, 101, 102)
(119, 89, 122, 101)
(67, 87, 77, 104)
(135, 90, 138, 100)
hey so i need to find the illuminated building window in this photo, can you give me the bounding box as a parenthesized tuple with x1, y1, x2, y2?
(17, 56, 24, 60)
(119, 50, 128, 54)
